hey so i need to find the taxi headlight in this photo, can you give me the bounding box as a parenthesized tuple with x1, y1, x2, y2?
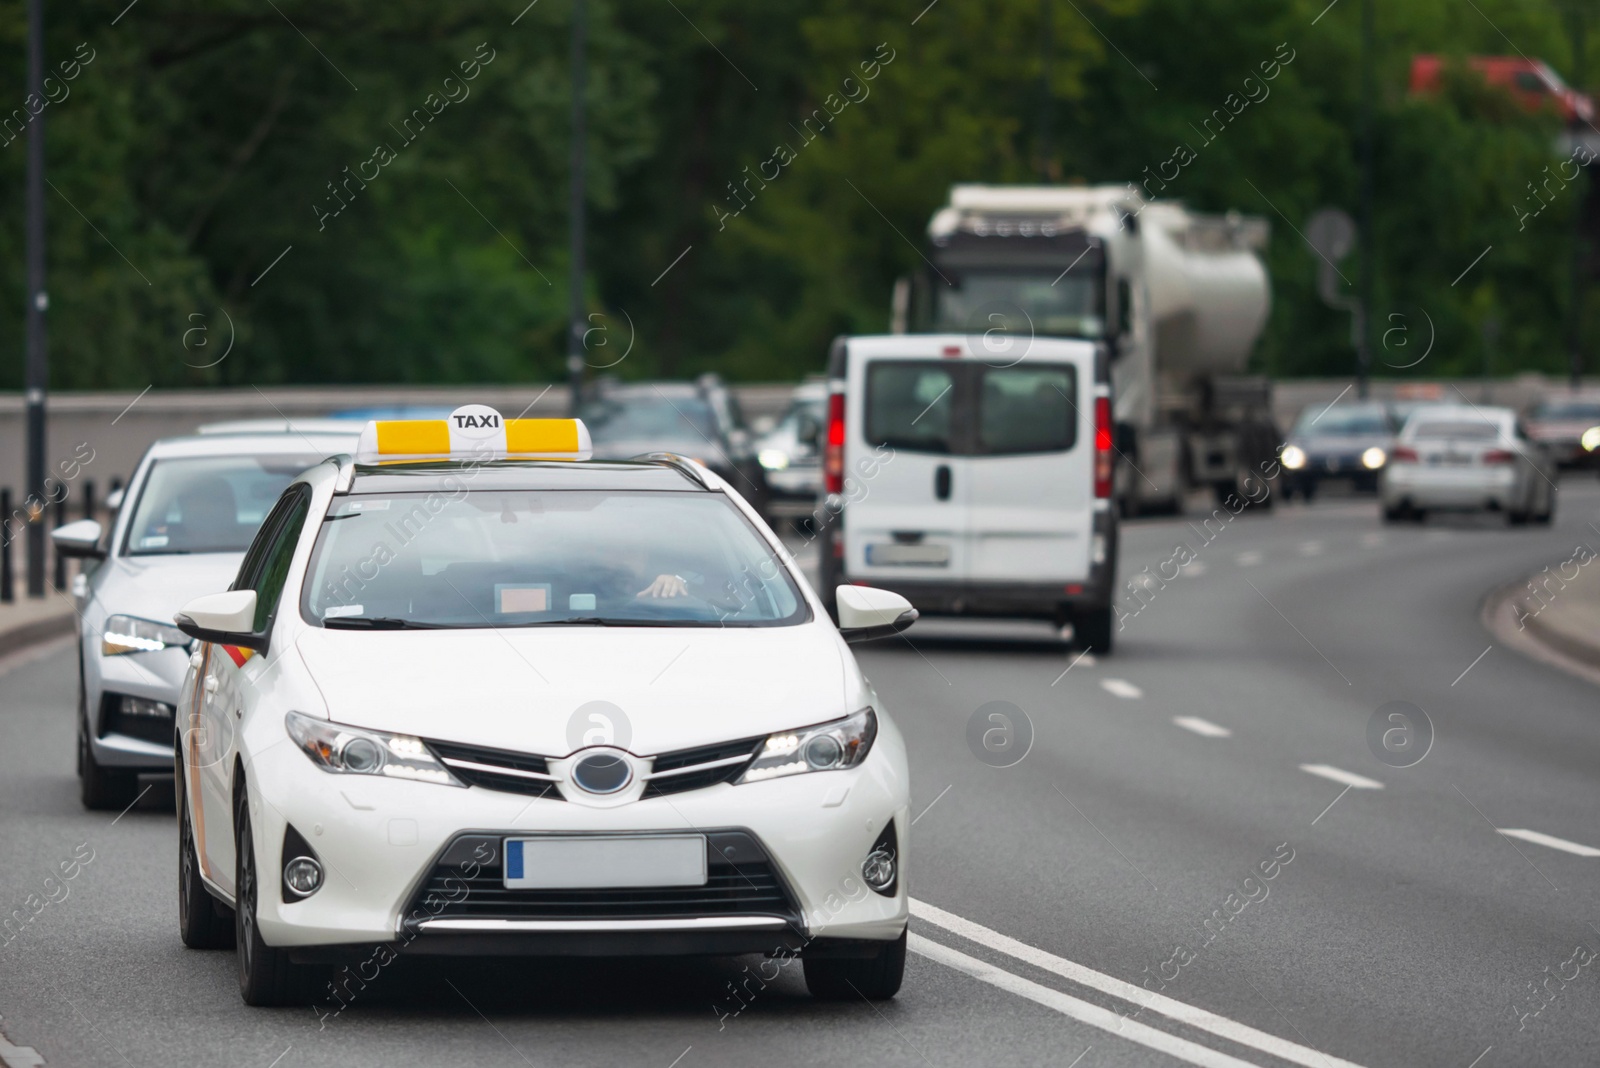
(284, 711, 464, 786)
(758, 448, 791, 471)
(1361, 446, 1386, 470)
(102, 615, 190, 656)
(737, 708, 877, 784)
(1280, 445, 1307, 471)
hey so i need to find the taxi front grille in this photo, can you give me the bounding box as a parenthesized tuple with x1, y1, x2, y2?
(426, 739, 559, 800)
(403, 831, 799, 926)
(641, 735, 764, 799)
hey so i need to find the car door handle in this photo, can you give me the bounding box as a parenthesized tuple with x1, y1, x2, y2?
(203, 675, 218, 694)
(935, 464, 952, 501)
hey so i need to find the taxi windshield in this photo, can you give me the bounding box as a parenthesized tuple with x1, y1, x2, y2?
(301, 489, 807, 628)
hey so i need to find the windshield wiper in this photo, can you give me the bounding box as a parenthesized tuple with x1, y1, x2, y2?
(322, 616, 443, 630)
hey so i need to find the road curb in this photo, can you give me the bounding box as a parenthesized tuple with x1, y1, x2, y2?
(0, 607, 75, 664)
(1481, 578, 1600, 690)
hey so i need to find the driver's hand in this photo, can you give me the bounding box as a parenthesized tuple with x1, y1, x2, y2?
(637, 574, 689, 599)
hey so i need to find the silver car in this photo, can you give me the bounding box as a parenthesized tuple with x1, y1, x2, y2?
(1379, 405, 1556, 524)
(52, 427, 357, 809)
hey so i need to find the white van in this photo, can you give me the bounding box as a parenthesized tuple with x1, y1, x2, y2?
(816, 334, 1119, 651)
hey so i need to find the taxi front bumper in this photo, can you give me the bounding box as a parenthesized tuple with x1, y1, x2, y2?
(243, 738, 909, 957)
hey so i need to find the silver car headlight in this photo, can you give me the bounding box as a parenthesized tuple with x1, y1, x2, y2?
(103, 615, 191, 656)
(738, 707, 877, 784)
(1280, 445, 1307, 470)
(284, 710, 464, 786)
(758, 448, 791, 471)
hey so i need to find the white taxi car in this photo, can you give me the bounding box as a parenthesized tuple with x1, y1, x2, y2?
(172, 407, 915, 1005)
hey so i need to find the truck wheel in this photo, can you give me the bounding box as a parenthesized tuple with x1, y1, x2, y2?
(1072, 605, 1115, 654)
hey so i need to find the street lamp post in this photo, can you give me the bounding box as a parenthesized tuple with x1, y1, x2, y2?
(566, 0, 587, 414)
(24, 0, 49, 598)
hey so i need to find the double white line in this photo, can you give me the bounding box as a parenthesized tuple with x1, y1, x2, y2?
(911, 898, 1371, 1068)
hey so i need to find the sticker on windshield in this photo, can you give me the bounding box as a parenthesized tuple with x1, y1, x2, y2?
(139, 535, 169, 548)
(323, 604, 365, 618)
(346, 499, 390, 512)
(496, 583, 551, 614)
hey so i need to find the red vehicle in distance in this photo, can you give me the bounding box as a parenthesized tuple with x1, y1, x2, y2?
(1410, 55, 1594, 126)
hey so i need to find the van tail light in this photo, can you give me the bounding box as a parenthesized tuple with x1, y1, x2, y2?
(1094, 396, 1113, 499)
(1482, 449, 1514, 465)
(1392, 446, 1419, 463)
(825, 391, 846, 495)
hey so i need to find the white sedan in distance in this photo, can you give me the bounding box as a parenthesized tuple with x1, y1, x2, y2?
(171, 407, 915, 1006)
(1379, 404, 1555, 524)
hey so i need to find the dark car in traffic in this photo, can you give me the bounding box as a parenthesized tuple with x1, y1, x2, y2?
(1525, 392, 1600, 469)
(578, 377, 771, 515)
(1279, 402, 1400, 499)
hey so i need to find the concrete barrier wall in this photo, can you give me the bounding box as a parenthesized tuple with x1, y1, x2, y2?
(0, 375, 1592, 504)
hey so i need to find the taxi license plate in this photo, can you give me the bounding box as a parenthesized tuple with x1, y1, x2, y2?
(502, 835, 707, 890)
(867, 542, 951, 566)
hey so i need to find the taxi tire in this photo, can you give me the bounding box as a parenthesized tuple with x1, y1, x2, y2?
(235, 789, 319, 1006)
(803, 929, 906, 1000)
(177, 760, 234, 950)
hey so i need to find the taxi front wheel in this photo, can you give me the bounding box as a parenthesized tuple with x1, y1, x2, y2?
(803, 929, 906, 1000)
(235, 787, 320, 1005)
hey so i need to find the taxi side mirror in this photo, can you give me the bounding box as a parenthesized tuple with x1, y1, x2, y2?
(836, 586, 918, 644)
(51, 519, 105, 560)
(175, 590, 267, 651)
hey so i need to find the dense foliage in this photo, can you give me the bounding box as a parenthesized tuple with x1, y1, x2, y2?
(0, 0, 1593, 387)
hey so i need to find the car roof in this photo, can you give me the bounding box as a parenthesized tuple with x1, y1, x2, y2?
(844, 333, 1099, 360)
(590, 382, 704, 400)
(197, 418, 363, 436)
(1403, 405, 1511, 428)
(145, 431, 360, 459)
(345, 459, 711, 495)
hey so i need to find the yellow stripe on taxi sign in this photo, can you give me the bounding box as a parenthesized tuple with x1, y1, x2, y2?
(374, 420, 451, 456)
(505, 419, 580, 455)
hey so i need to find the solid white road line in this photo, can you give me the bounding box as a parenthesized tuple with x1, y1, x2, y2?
(1497, 828, 1600, 857)
(1299, 764, 1384, 790)
(910, 934, 1262, 1068)
(910, 900, 1372, 1068)
(1173, 716, 1232, 738)
(1101, 679, 1143, 699)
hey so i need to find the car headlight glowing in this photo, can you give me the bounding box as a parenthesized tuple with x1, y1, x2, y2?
(738, 708, 877, 784)
(1281, 445, 1307, 470)
(1583, 426, 1600, 452)
(284, 711, 463, 786)
(102, 615, 191, 656)
(1361, 446, 1386, 470)
(758, 448, 791, 471)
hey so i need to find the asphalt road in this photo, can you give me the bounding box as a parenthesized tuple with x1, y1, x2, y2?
(5, 482, 1600, 1068)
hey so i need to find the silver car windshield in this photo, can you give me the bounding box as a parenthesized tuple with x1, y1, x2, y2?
(123, 455, 323, 556)
(302, 489, 806, 628)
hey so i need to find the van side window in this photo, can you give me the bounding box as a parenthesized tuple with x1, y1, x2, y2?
(977, 366, 1078, 455)
(866, 363, 955, 453)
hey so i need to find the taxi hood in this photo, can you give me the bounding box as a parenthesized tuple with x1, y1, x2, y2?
(293, 621, 852, 757)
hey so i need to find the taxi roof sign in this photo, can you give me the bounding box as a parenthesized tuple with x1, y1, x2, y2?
(354, 405, 593, 464)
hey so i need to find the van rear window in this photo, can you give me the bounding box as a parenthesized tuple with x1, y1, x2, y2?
(977, 366, 1076, 454)
(865, 363, 955, 453)
(864, 360, 1078, 456)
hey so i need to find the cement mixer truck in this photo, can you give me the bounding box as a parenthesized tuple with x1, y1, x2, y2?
(893, 184, 1277, 515)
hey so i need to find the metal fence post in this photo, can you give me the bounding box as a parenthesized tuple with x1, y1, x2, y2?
(52, 495, 66, 592)
(1, 489, 13, 603)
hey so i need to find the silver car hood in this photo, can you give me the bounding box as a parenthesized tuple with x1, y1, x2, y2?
(88, 552, 244, 627)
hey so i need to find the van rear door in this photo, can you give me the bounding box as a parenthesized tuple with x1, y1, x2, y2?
(843, 345, 969, 584)
(964, 353, 1094, 583)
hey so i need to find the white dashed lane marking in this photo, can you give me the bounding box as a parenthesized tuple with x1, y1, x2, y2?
(1299, 764, 1384, 789)
(1172, 716, 1232, 738)
(1234, 550, 1263, 567)
(1497, 828, 1600, 857)
(1297, 540, 1324, 556)
(1100, 678, 1143, 699)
